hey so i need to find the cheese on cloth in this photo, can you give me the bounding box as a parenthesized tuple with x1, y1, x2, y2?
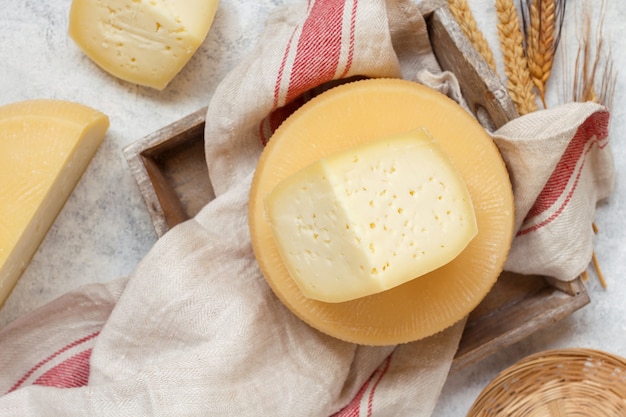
(249, 78, 514, 345)
(0, 100, 109, 307)
(266, 129, 477, 303)
(68, 0, 219, 90)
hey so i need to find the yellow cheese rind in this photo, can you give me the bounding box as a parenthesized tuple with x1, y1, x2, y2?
(249, 78, 514, 345)
(266, 129, 478, 303)
(68, 0, 219, 90)
(0, 100, 109, 307)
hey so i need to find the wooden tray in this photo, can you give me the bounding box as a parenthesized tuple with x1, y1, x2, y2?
(123, 6, 590, 372)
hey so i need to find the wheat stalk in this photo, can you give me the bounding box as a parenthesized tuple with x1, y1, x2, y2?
(569, 0, 616, 108)
(495, 0, 538, 115)
(572, 2, 598, 103)
(521, 0, 566, 108)
(447, 0, 498, 73)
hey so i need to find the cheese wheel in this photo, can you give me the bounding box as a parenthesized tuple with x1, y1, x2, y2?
(68, 0, 219, 90)
(0, 100, 109, 307)
(249, 78, 514, 345)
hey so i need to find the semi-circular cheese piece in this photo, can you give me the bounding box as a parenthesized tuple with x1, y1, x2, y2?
(0, 100, 109, 307)
(69, 0, 219, 90)
(249, 78, 514, 345)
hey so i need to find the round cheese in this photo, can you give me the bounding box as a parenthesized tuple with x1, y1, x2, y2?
(0, 100, 109, 307)
(249, 78, 514, 345)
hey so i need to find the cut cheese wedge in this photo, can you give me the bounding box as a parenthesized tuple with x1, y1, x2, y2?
(68, 0, 219, 90)
(265, 129, 478, 303)
(249, 78, 514, 345)
(0, 100, 109, 307)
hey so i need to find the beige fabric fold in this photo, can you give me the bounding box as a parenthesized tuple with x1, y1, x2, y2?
(493, 102, 613, 280)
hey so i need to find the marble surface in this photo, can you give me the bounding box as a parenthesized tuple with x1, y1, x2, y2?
(1, 0, 624, 415)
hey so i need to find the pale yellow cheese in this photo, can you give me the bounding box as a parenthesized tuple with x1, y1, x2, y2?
(249, 78, 514, 345)
(0, 100, 109, 307)
(68, 0, 219, 90)
(266, 129, 477, 303)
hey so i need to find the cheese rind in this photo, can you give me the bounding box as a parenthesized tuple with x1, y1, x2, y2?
(68, 0, 219, 90)
(266, 129, 477, 303)
(249, 78, 514, 345)
(0, 100, 109, 307)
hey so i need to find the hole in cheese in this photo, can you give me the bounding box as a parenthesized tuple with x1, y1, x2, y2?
(249, 78, 514, 345)
(68, 0, 219, 90)
(265, 129, 478, 303)
(0, 100, 109, 308)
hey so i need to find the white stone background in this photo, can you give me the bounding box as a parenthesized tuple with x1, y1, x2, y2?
(0, 0, 624, 415)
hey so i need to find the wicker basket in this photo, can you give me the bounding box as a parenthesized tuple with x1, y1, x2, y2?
(467, 348, 626, 416)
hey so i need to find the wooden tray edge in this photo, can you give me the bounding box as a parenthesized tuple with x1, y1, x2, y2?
(428, 6, 519, 130)
(450, 276, 590, 373)
(123, 107, 208, 237)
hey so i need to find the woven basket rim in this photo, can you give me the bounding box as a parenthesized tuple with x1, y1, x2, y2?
(467, 348, 626, 417)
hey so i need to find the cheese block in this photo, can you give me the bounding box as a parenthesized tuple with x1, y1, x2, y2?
(68, 0, 219, 90)
(249, 78, 514, 345)
(0, 100, 109, 307)
(265, 129, 478, 303)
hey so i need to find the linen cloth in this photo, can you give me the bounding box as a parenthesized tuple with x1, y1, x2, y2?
(494, 103, 613, 280)
(0, 0, 613, 415)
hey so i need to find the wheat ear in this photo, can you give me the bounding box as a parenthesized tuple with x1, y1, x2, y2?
(447, 0, 498, 73)
(522, 0, 566, 108)
(529, 0, 554, 107)
(495, 0, 538, 115)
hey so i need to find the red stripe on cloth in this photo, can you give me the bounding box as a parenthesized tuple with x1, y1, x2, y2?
(32, 349, 92, 389)
(518, 111, 610, 236)
(333, 379, 370, 417)
(333, 353, 394, 417)
(526, 111, 610, 218)
(7, 331, 99, 394)
(273, 29, 298, 110)
(367, 355, 392, 416)
(285, 0, 346, 104)
(261, 0, 358, 146)
(339, 0, 358, 79)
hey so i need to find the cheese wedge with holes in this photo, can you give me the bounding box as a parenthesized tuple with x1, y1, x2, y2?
(266, 129, 477, 303)
(0, 100, 109, 307)
(68, 0, 219, 90)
